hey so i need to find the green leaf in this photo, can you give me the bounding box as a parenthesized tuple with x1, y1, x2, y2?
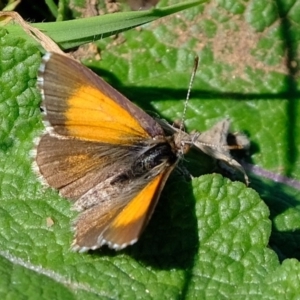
(262, 259, 300, 298)
(1, 0, 300, 298)
(4, 0, 205, 49)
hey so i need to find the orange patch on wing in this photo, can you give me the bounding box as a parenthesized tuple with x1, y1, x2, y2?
(111, 173, 164, 228)
(65, 85, 150, 143)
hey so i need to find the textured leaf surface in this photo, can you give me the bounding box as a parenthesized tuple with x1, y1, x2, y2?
(5, 0, 204, 49)
(1, 0, 300, 298)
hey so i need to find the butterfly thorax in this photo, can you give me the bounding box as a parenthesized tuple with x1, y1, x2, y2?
(111, 141, 177, 184)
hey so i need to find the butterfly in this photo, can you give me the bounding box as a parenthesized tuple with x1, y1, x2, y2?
(34, 52, 248, 252)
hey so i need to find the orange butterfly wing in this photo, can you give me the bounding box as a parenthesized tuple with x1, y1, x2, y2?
(72, 167, 174, 251)
(38, 52, 164, 144)
(36, 52, 177, 251)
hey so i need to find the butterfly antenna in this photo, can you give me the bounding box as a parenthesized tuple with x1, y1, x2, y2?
(179, 56, 199, 133)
